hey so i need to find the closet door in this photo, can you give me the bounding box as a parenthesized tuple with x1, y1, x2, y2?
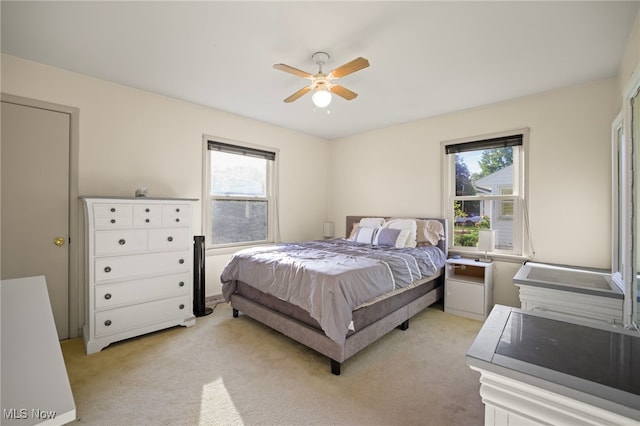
(1, 101, 70, 339)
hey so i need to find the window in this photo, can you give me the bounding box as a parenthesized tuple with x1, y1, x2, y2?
(443, 130, 528, 256)
(204, 138, 278, 248)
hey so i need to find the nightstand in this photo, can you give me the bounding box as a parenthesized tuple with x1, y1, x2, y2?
(445, 258, 494, 321)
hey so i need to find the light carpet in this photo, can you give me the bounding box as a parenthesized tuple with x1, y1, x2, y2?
(60, 301, 485, 425)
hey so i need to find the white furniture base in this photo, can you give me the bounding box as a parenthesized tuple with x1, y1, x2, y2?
(1, 276, 76, 425)
(470, 367, 638, 426)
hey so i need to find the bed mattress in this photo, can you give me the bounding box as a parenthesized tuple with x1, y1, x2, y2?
(234, 274, 443, 336)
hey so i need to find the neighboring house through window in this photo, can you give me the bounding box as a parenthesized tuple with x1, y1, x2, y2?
(204, 137, 279, 249)
(442, 129, 528, 257)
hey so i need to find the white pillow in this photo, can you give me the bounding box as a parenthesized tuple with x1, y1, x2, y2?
(416, 219, 445, 246)
(354, 226, 377, 244)
(359, 217, 385, 228)
(385, 219, 417, 248)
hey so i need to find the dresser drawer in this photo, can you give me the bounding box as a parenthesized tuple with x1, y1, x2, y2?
(94, 229, 148, 256)
(162, 204, 191, 227)
(95, 273, 190, 309)
(148, 227, 191, 251)
(94, 295, 191, 337)
(133, 204, 162, 227)
(93, 204, 133, 229)
(95, 250, 191, 282)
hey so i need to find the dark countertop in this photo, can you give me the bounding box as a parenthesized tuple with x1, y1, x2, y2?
(466, 305, 640, 421)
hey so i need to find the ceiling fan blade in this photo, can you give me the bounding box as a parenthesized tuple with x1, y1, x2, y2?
(284, 86, 311, 103)
(328, 57, 369, 79)
(273, 63, 313, 79)
(330, 85, 358, 100)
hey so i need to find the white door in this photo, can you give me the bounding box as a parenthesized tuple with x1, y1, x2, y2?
(1, 101, 70, 339)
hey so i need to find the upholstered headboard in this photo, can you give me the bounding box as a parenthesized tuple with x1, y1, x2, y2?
(345, 216, 448, 256)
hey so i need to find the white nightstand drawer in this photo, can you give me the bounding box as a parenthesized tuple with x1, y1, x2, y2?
(148, 227, 191, 251)
(94, 250, 191, 282)
(95, 273, 190, 309)
(94, 295, 191, 337)
(94, 229, 148, 255)
(446, 279, 484, 315)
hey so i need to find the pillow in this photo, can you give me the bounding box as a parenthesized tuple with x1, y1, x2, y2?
(384, 218, 417, 248)
(374, 227, 401, 247)
(348, 222, 360, 240)
(354, 226, 377, 244)
(416, 219, 445, 246)
(358, 217, 385, 228)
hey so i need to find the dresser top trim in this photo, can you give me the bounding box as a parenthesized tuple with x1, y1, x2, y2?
(80, 196, 198, 201)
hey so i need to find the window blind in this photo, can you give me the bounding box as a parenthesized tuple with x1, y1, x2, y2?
(445, 134, 523, 154)
(208, 141, 276, 161)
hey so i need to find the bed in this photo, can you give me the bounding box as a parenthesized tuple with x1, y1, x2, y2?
(220, 216, 448, 375)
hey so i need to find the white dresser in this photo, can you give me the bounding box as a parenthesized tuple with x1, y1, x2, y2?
(513, 262, 623, 326)
(81, 197, 197, 354)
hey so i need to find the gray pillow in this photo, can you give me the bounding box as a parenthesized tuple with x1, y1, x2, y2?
(376, 228, 401, 247)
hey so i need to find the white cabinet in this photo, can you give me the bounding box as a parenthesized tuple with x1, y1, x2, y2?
(81, 197, 197, 354)
(513, 262, 624, 326)
(445, 258, 493, 321)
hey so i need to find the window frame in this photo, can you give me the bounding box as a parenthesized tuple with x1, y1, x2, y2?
(202, 135, 279, 251)
(611, 111, 625, 293)
(442, 128, 529, 258)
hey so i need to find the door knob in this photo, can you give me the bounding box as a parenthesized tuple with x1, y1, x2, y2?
(54, 237, 65, 246)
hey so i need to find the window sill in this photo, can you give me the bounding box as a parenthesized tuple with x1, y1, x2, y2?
(206, 241, 275, 256)
(448, 249, 530, 264)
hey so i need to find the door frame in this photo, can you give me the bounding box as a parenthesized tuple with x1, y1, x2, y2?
(1, 93, 81, 338)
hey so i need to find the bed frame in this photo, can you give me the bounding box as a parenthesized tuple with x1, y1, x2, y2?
(229, 216, 447, 375)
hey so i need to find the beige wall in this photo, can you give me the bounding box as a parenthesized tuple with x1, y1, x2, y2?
(1, 54, 330, 302)
(618, 11, 640, 103)
(329, 79, 619, 307)
(3, 26, 636, 315)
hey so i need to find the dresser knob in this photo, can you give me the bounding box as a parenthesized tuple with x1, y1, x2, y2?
(104, 266, 111, 273)
(110, 219, 116, 224)
(118, 239, 126, 245)
(167, 236, 173, 242)
(104, 293, 112, 300)
(104, 320, 112, 326)
(145, 218, 150, 223)
(179, 259, 184, 264)
(110, 208, 116, 212)
(145, 208, 150, 212)
(176, 208, 180, 212)
(179, 281, 184, 287)
(175, 218, 180, 223)
(179, 304, 185, 310)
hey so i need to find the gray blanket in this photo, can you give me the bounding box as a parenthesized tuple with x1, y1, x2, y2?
(221, 239, 446, 345)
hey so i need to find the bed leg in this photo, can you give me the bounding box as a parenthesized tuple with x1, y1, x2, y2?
(232, 308, 239, 318)
(330, 359, 341, 376)
(398, 320, 409, 331)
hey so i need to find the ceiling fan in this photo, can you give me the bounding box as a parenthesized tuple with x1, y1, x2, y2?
(273, 52, 369, 108)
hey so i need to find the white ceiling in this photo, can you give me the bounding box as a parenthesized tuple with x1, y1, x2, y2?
(2, 1, 639, 140)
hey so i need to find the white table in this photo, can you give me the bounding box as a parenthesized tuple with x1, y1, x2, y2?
(1, 276, 76, 425)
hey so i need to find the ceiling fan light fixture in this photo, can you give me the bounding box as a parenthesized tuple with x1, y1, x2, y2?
(312, 89, 332, 108)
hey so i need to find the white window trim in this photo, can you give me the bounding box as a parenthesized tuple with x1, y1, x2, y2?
(202, 135, 280, 253)
(611, 111, 625, 294)
(441, 128, 529, 259)
(622, 67, 640, 329)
